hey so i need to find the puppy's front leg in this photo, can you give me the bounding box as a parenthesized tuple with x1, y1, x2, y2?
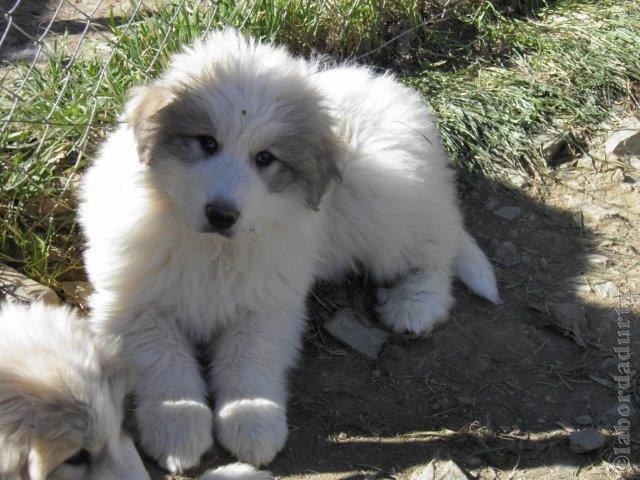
(211, 307, 305, 466)
(124, 309, 213, 473)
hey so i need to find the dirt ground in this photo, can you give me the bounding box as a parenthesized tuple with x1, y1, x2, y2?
(2, 2, 638, 479)
(142, 121, 639, 480)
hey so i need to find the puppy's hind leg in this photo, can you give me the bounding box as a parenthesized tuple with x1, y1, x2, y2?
(376, 267, 454, 335)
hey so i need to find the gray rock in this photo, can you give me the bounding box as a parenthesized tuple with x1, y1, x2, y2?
(0, 263, 60, 305)
(494, 205, 522, 220)
(324, 309, 389, 360)
(612, 168, 625, 183)
(569, 428, 606, 453)
(594, 281, 621, 299)
(493, 241, 521, 267)
(630, 155, 640, 171)
(605, 118, 640, 156)
(410, 460, 469, 480)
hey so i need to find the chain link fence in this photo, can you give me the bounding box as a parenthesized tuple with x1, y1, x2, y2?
(2, 0, 636, 290)
(0, 0, 465, 286)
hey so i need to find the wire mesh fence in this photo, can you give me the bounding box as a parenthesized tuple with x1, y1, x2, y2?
(0, 0, 467, 285)
(1, 0, 638, 290)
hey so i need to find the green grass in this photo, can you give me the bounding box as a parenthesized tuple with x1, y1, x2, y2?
(0, 0, 638, 289)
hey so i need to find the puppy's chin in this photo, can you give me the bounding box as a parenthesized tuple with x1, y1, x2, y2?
(199, 225, 235, 239)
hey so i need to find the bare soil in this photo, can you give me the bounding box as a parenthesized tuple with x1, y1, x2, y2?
(3, 2, 638, 479)
(150, 122, 638, 480)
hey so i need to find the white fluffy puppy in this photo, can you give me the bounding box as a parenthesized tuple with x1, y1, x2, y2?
(0, 302, 272, 480)
(0, 302, 149, 480)
(80, 29, 499, 472)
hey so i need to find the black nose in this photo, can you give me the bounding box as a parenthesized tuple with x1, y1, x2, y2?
(205, 202, 239, 231)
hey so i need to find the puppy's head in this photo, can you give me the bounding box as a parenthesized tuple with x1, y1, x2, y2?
(0, 302, 149, 480)
(126, 29, 342, 238)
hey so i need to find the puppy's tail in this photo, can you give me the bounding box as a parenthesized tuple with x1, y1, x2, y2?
(199, 463, 272, 480)
(456, 231, 502, 304)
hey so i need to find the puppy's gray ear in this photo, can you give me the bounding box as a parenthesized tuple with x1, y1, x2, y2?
(125, 84, 175, 164)
(0, 370, 89, 478)
(306, 132, 343, 210)
(0, 370, 88, 444)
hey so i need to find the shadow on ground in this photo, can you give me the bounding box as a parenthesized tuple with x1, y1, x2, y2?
(187, 173, 638, 480)
(271, 174, 637, 479)
(0, 0, 129, 61)
(137, 171, 640, 480)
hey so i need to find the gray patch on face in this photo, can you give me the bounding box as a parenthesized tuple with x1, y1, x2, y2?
(127, 84, 217, 165)
(127, 73, 342, 209)
(256, 97, 343, 209)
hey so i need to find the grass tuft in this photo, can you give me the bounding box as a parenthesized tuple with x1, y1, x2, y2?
(0, 0, 638, 287)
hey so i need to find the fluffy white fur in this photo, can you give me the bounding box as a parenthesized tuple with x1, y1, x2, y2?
(79, 29, 499, 472)
(0, 302, 149, 480)
(0, 302, 272, 480)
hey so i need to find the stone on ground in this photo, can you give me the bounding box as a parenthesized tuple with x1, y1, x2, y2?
(604, 117, 640, 156)
(569, 428, 606, 453)
(0, 263, 60, 305)
(324, 309, 389, 360)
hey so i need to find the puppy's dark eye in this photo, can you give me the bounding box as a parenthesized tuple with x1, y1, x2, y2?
(198, 136, 218, 155)
(256, 150, 276, 168)
(64, 448, 90, 466)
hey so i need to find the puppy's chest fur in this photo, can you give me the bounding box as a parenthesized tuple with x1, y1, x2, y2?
(131, 224, 315, 341)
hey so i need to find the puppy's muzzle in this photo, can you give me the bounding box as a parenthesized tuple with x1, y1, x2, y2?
(205, 201, 240, 233)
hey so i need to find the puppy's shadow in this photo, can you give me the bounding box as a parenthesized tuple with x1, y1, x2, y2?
(270, 173, 638, 477)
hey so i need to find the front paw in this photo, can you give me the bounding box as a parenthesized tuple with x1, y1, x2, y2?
(216, 399, 288, 466)
(137, 398, 213, 473)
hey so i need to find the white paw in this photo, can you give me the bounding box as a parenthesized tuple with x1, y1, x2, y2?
(216, 399, 288, 466)
(137, 399, 213, 473)
(376, 284, 452, 335)
(198, 463, 273, 480)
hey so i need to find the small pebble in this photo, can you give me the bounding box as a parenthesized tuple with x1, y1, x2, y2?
(569, 428, 606, 453)
(594, 281, 621, 299)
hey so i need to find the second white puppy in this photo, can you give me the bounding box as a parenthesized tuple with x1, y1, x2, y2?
(80, 29, 499, 472)
(0, 301, 272, 480)
(0, 302, 149, 480)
